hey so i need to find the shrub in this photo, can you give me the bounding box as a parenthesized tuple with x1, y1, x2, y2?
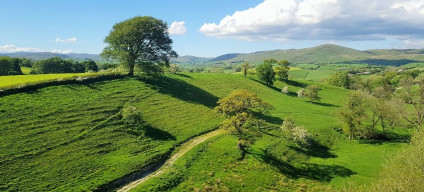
(297, 88, 305, 98)
(281, 86, 289, 94)
(121, 106, 144, 126)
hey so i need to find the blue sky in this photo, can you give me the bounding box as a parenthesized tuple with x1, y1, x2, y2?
(1, 0, 424, 57)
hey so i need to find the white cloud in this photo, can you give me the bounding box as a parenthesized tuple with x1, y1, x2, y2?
(55, 37, 77, 43)
(200, 0, 424, 41)
(168, 21, 187, 35)
(0, 44, 73, 54)
(398, 39, 424, 49)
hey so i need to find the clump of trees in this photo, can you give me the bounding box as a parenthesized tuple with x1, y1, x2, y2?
(101, 16, 178, 76)
(326, 72, 349, 88)
(256, 59, 291, 85)
(31, 57, 98, 74)
(215, 89, 273, 154)
(256, 60, 275, 85)
(0, 56, 23, 75)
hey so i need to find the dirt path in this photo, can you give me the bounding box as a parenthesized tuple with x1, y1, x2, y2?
(117, 129, 224, 192)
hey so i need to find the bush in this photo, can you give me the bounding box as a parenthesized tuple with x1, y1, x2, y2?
(121, 106, 144, 126)
(281, 86, 289, 94)
(297, 88, 305, 98)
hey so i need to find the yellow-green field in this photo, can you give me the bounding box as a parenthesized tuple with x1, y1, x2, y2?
(0, 73, 102, 89)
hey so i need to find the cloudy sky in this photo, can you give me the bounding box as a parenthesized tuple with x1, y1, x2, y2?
(1, 0, 424, 57)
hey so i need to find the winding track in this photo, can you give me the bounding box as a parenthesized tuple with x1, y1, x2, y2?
(117, 129, 224, 192)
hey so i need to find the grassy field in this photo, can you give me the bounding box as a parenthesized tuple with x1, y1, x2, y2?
(0, 75, 223, 191)
(130, 73, 405, 191)
(0, 73, 104, 89)
(0, 73, 406, 191)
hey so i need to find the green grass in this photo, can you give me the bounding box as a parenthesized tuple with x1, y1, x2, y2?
(0, 76, 222, 191)
(130, 73, 404, 191)
(289, 69, 334, 82)
(0, 73, 102, 89)
(0, 73, 406, 191)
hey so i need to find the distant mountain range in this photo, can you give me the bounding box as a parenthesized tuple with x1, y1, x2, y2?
(0, 52, 101, 61)
(2, 44, 424, 66)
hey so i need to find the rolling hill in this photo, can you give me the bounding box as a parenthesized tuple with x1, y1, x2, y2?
(2, 44, 424, 66)
(0, 73, 406, 191)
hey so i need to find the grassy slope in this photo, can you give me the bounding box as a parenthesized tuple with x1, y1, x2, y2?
(0, 73, 405, 191)
(0, 76, 222, 191)
(132, 73, 405, 191)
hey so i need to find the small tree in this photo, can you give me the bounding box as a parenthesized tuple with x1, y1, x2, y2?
(305, 85, 320, 103)
(122, 106, 144, 126)
(215, 89, 273, 152)
(339, 91, 368, 139)
(281, 117, 311, 145)
(101, 16, 178, 76)
(281, 86, 289, 94)
(274, 60, 290, 81)
(241, 62, 251, 78)
(256, 61, 275, 85)
(169, 64, 179, 73)
(297, 88, 305, 98)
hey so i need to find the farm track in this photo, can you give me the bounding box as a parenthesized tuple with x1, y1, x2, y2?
(117, 129, 225, 192)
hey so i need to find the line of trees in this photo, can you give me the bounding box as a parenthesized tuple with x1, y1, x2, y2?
(31, 57, 98, 74)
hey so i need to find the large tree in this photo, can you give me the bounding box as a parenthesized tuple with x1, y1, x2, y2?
(101, 16, 178, 76)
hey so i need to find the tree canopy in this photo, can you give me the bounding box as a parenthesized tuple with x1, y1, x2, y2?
(0, 56, 23, 76)
(101, 16, 178, 76)
(256, 60, 275, 85)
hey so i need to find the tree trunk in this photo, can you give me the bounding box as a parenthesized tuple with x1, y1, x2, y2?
(128, 65, 134, 77)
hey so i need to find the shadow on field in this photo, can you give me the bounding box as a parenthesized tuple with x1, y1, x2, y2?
(144, 125, 176, 141)
(249, 78, 281, 92)
(250, 149, 356, 182)
(126, 124, 176, 141)
(253, 112, 284, 125)
(136, 76, 219, 109)
(358, 131, 411, 145)
(309, 101, 339, 107)
(174, 73, 192, 79)
(285, 80, 307, 88)
(289, 139, 337, 159)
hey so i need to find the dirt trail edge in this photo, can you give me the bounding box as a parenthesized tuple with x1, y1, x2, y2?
(117, 129, 224, 192)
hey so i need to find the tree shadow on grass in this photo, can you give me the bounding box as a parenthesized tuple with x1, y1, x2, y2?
(285, 80, 308, 88)
(135, 76, 219, 109)
(173, 73, 193, 79)
(125, 124, 176, 141)
(143, 125, 176, 141)
(307, 101, 339, 107)
(249, 78, 281, 92)
(358, 131, 411, 145)
(253, 112, 284, 125)
(249, 149, 355, 182)
(288, 139, 337, 159)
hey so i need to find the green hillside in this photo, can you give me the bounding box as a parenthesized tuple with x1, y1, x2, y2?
(0, 73, 406, 191)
